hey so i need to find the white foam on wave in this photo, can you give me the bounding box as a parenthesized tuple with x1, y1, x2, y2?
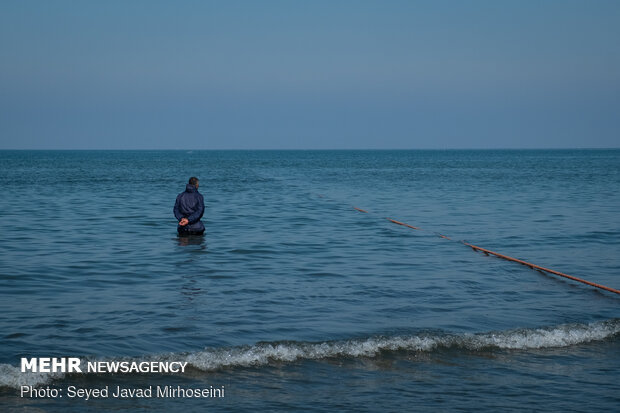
(184, 319, 620, 371)
(2, 319, 618, 389)
(183, 335, 440, 371)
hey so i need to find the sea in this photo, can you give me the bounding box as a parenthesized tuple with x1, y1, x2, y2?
(0, 149, 619, 412)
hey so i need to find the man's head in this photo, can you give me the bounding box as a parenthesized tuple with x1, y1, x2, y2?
(188, 176, 199, 188)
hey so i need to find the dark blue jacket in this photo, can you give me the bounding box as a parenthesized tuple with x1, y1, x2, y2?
(173, 184, 205, 234)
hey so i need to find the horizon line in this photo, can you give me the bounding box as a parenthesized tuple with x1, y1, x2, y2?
(0, 147, 619, 151)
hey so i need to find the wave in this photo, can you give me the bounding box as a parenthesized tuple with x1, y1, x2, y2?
(2, 319, 618, 389)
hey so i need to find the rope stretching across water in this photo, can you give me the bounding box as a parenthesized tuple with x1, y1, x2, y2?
(352, 205, 620, 295)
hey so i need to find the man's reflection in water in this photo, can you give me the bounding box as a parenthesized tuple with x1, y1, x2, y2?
(176, 234, 207, 247)
(175, 235, 207, 303)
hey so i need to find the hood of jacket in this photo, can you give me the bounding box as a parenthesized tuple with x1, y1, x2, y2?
(185, 183, 198, 193)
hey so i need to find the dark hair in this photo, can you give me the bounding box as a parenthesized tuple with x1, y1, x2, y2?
(188, 177, 199, 186)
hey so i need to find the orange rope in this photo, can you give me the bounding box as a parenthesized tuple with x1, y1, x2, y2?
(387, 218, 420, 230)
(464, 242, 620, 295)
(352, 205, 620, 295)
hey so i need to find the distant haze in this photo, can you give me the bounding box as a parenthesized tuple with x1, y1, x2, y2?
(1, 1, 619, 149)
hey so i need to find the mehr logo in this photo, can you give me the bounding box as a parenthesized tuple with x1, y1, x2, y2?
(21, 357, 189, 373)
(21, 358, 82, 373)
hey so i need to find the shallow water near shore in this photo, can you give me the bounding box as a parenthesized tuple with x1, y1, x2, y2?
(1, 149, 619, 412)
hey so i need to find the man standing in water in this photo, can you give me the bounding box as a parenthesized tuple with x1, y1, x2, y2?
(173, 177, 205, 235)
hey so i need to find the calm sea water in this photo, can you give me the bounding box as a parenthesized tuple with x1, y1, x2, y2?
(1, 149, 619, 412)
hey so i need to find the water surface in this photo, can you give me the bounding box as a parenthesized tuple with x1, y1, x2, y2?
(1, 150, 619, 411)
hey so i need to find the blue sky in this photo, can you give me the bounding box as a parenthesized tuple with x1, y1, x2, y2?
(1, 0, 619, 149)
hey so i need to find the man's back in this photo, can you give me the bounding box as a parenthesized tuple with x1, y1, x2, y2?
(174, 180, 205, 235)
